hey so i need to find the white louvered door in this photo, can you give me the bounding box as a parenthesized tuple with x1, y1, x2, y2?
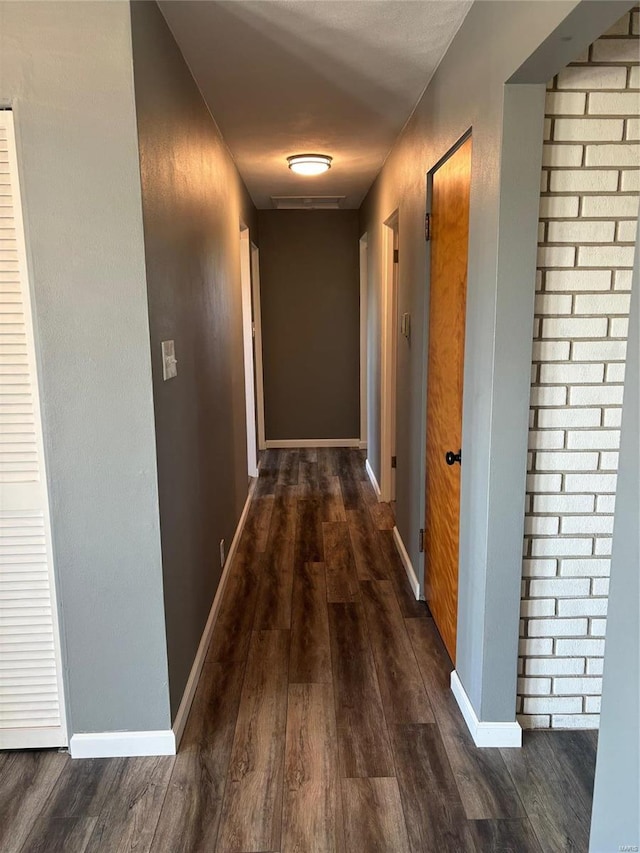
(0, 111, 68, 749)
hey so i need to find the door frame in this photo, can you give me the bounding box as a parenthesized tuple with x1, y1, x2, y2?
(380, 210, 399, 503)
(250, 242, 266, 452)
(239, 225, 259, 478)
(359, 234, 368, 451)
(422, 131, 472, 657)
(421, 130, 473, 593)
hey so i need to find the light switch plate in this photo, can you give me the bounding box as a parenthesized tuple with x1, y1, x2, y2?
(401, 312, 411, 340)
(161, 340, 178, 381)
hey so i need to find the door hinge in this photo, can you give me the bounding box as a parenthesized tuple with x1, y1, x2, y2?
(419, 528, 425, 553)
(425, 213, 431, 242)
(393, 248, 399, 264)
(391, 455, 397, 469)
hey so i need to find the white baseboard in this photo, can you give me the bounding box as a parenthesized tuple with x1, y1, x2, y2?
(70, 730, 176, 759)
(265, 438, 360, 448)
(365, 458, 382, 500)
(69, 483, 256, 760)
(171, 481, 255, 748)
(392, 525, 420, 600)
(450, 671, 522, 748)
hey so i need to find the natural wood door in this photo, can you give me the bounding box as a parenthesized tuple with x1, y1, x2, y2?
(424, 136, 472, 663)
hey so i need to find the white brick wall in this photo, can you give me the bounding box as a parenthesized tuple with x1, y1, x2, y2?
(519, 11, 639, 730)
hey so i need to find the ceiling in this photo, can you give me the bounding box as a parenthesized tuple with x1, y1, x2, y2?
(159, 1, 473, 209)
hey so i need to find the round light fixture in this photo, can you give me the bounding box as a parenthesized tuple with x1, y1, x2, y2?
(287, 154, 332, 176)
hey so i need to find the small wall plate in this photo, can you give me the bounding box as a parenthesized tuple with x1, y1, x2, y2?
(161, 340, 177, 380)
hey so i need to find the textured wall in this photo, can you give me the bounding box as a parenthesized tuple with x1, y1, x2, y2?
(259, 210, 360, 442)
(0, 0, 171, 735)
(519, 9, 639, 730)
(131, 1, 258, 717)
(357, 0, 633, 721)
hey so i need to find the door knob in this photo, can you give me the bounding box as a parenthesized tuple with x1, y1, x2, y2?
(445, 449, 462, 466)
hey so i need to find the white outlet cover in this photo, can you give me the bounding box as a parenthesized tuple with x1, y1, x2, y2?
(161, 340, 177, 381)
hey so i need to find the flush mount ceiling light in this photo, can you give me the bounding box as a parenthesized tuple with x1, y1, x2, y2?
(287, 154, 332, 176)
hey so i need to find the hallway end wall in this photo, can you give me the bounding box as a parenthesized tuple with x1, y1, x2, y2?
(259, 210, 360, 442)
(130, 1, 258, 718)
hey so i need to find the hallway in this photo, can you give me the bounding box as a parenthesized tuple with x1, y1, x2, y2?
(1, 449, 597, 852)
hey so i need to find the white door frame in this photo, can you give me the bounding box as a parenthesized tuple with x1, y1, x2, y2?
(380, 212, 399, 503)
(359, 235, 368, 451)
(250, 242, 266, 452)
(240, 226, 259, 478)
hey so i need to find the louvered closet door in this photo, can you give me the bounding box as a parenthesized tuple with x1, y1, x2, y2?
(0, 111, 67, 748)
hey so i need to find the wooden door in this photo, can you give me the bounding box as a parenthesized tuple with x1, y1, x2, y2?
(424, 137, 472, 663)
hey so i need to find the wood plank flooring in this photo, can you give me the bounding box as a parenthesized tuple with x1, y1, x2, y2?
(1, 449, 598, 852)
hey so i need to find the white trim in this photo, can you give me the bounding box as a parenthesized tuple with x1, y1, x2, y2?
(68, 483, 256, 759)
(70, 730, 176, 759)
(358, 440, 368, 451)
(240, 227, 259, 477)
(172, 482, 255, 748)
(392, 525, 420, 600)
(450, 671, 522, 748)
(380, 214, 398, 502)
(365, 458, 382, 500)
(265, 438, 360, 449)
(359, 235, 368, 450)
(251, 243, 266, 452)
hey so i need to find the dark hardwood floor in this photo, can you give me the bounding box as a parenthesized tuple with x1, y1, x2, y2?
(0, 448, 598, 852)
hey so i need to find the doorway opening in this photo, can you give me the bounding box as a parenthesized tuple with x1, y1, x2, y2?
(359, 234, 368, 452)
(380, 211, 399, 505)
(250, 242, 266, 453)
(240, 225, 262, 478)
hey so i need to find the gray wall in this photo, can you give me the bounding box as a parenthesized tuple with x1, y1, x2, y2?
(359, 0, 631, 720)
(259, 210, 360, 441)
(589, 228, 639, 852)
(130, 1, 258, 717)
(0, 1, 171, 733)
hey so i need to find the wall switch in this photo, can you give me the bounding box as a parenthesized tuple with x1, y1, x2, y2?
(401, 312, 411, 340)
(219, 539, 226, 567)
(161, 340, 178, 381)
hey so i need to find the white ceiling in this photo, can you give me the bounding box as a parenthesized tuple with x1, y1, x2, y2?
(159, 1, 473, 209)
